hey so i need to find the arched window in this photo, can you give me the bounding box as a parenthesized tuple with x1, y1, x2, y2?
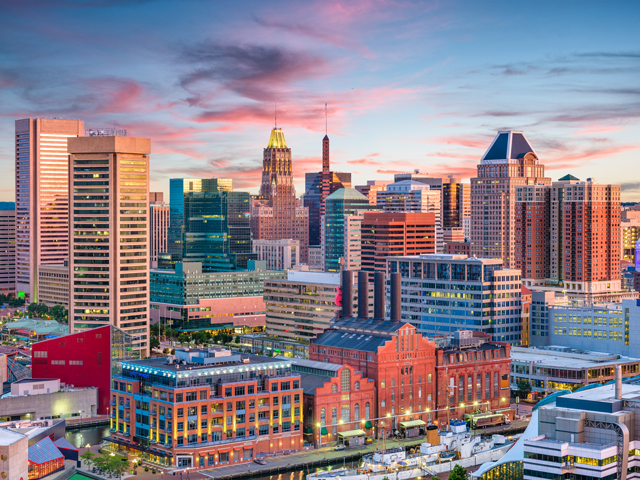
(320, 408, 326, 426)
(341, 368, 351, 392)
(354, 381, 360, 391)
(365, 402, 370, 420)
(331, 384, 337, 393)
(332, 407, 337, 425)
(354, 403, 360, 421)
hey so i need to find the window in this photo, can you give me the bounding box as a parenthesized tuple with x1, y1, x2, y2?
(259, 424, 269, 435)
(235, 386, 245, 396)
(341, 369, 351, 392)
(201, 405, 207, 415)
(331, 384, 337, 393)
(354, 403, 360, 421)
(332, 407, 337, 425)
(365, 402, 370, 420)
(219, 452, 229, 463)
(341, 405, 350, 422)
(494, 372, 499, 397)
(271, 383, 278, 392)
(354, 381, 360, 391)
(320, 408, 326, 426)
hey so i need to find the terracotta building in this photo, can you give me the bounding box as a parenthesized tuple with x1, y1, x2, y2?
(251, 128, 309, 262)
(108, 348, 303, 470)
(434, 331, 512, 427)
(514, 184, 551, 280)
(360, 212, 436, 276)
(288, 358, 376, 446)
(444, 241, 470, 256)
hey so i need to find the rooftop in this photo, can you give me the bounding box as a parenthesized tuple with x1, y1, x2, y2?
(511, 347, 638, 368)
(481, 130, 538, 164)
(0, 427, 26, 446)
(326, 188, 369, 202)
(266, 128, 288, 149)
(285, 270, 341, 285)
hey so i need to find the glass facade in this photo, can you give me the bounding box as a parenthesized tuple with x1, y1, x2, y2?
(182, 191, 256, 271)
(324, 190, 372, 272)
(475, 460, 522, 480)
(304, 171, 351, 246)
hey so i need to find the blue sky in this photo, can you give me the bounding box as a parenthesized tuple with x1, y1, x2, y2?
(1, 0, 639, 200)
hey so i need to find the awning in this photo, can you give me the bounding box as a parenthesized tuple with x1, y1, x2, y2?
(44, 334, 59, 339)
(337, 429, 366, 438)
(320, 427, 328, 435)
(400, 420, 426, 429)
(304, 427, 313, 434)
(365, 420, 373, 429)
(16, 329, 32, 335)
(103, 437, 172, 458)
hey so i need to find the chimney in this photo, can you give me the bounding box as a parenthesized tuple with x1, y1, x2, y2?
(341, 270, 353, 318)
(357, 271, 369, 319)
(374, 271, 386, 320)
(390, 272, 401, 322)
(615, 365, 622, 400)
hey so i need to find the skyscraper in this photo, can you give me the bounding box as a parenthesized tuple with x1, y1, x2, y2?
(304, 132, 351, 246)
(150, 192, 169, 267)
(324, 188, 372, 272)
(167, 178, 232, 260)
(68, 136, 150, 357)
(14, 118, 84, 300)
(251, 128, 309, 261)
(0, 207, 16, 295)
(470, 130, 551, 266)
(182, 191, 255, 270)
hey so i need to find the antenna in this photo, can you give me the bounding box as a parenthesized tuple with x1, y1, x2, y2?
(275, 102, 277, 128)
(325, 103, 328, 135)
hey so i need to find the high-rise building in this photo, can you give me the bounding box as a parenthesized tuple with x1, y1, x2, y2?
(183, 191, 255, 271)
(514, 184, 551, 280)
(253, 239, 300, 271)
(621, 207, 640, 264)
(167, 178, 232, 260)
(303, 134, 351, 246)
(390, 254, 523, 343)
(355, 180, 390, 205)
(150, 192, 169, 267)
(14, 118, 84, 300)
(324, 188, 371, 272)
(68, 136, 150, 357)
(394, 170, 444, 189)
(37, 263, 69, 308)
(0, 208, 16, 295)
(251, 128, 309, 262)
(442, 178, 470, 229)
(377, 180, 443, 252)
(470, 130, 550, 267)
(360, 212, 436, 275)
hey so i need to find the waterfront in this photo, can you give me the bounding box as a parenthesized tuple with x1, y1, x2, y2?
(65, 425, 110, 448)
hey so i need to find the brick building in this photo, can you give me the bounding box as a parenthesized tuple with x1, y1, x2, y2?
(107, 348, 303, 470)
(514, 184, 551, 280)
(288, 358, 376, 446)
(445, 241, 470, 256)
(435, 331, 512, 427)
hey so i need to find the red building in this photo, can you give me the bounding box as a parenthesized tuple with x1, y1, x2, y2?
(514, 184, 551, 279)
(108, 348, 303, 470)
(360, 212, 436, 275)
(251, 128, 309, 262)
(292, 359, 376, 446)
(445, 241, 471, 256)
(435, 331, 512, 427)
(31, 325, 134, 415)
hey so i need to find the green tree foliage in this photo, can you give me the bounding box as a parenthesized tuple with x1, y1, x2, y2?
(150, 336, 160, 350)
(0, 294, 25, 308)
(448, 464, 469, 480)
(49, 305, 67, 322)
(517, 379, 532, 399)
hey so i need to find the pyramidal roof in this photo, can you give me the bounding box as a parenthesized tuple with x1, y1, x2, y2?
(326, 188, 368, 201)
(267, 128, 288, 149)
(558, 174, 580, 181)
(481, 130, 537, 164)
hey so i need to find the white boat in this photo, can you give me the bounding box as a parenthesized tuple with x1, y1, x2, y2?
(307, 423, 511, 480)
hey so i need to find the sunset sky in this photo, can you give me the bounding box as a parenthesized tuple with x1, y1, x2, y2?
(1, 0, 639, 200)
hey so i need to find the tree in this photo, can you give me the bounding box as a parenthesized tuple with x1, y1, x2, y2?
(517, 379, 532, 400)
(92, 451, 111, 473)
(49, 305, 67, 323)
(448, 464, 469, 480)
(193, 331, 211, 345)
(235, 335, 241, 344)
(80, 451, 95, 469)
(107, 454, 130, 479)
(150, 336, 160, 350)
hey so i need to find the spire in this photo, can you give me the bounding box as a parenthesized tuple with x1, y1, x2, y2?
(322, 104, 329, 172)
(267, 128, 287, 149)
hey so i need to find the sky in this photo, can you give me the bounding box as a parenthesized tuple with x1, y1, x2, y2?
(1, 0, 639, 201)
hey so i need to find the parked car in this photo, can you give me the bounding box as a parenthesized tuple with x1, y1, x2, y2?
(334, 444, 346, 451)
(254, 458, 267, 465)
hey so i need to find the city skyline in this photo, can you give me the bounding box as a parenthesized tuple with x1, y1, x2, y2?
(1, 1, 639, 201)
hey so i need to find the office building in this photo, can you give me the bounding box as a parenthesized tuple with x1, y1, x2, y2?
(514, 183, 551, 280)
(390, 254, 523, 343)
(108, 348, 304, 469)
(288, 357, 376, 445)
(355, 180, 390, 205)
(264, 270, 373, 341)
(168, 178, 232, 260)
(68, 136, 150, 357)
(251, 128, 309, 262)
(521, 376, 640, 480)
(434, 331, 511, 426)
(150, 192, 169, 267)
(394, 170, 444, 189)
(304, 133, 351, 246)
(622, 208, 640, 264)
(360, 212, 436, 275)
(150, 261, 284, 333)
(324, 188, 371, 272)
(307, 246, 323, 270)
(37, 263, 69, 308)
(32, 324, 136, 415)
(520, 286, 531, 346)
(442, 177, 470, 229)
(377, 180, 443, 252)
(445, 241, 471, 256)
(310, 273, 438, 429)
(0, 208, 15, 295)
(15, 118, 84, 300)
(253, 239, 300, 271)
(470, 130, 551, 267)
(183, 191, 256, 271)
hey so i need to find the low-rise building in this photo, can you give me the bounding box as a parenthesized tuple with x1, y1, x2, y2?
(253, 239, 300, 271)
(0, 428, 28, 480)
(240, 333, 309, 359)
(1, 318, 67, 345)
(37, 263, 69, 309)
(510, 346, 640, 394)
(108, 348, 303, 470)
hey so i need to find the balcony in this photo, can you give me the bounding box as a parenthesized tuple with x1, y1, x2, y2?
(174, 435, 258, 450)
(110, 400, 117, 406)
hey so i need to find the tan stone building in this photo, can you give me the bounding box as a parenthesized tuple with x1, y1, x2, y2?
(37, 263, 69, 308)
(68, 136, 150, 357)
